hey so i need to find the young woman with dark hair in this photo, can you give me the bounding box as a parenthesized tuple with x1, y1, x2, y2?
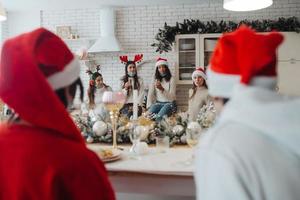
(119, 55, 144, 119)
(85, 68, 112, 121)
(147, 58, 176, 121)
(188, 67, 209, 121)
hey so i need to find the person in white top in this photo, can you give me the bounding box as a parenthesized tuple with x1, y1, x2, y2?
(194, 26, 300, 200)
(86, 68, 112, 121)
(188, 67, 209, 121)
(147, 58, 176, 121)
(119, 54, 145, 119)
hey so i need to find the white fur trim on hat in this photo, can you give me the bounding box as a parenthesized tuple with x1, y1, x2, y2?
(155, 60, 169, 67)
(207, 67, 277, 98)
(47, 57, 80, 90)
(192, 70, 207, 81)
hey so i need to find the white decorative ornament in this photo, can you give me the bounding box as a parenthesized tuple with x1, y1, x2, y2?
(206, 111, 216, 122)
(187, 121, 202, 133)
(86, 136, 94, 143)
(93, 121, 107, 136)
(172, 125, 184, 135)
(180, 135, 187, 143)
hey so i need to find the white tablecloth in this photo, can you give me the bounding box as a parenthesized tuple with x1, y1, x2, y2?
(87, 144, 194, 176)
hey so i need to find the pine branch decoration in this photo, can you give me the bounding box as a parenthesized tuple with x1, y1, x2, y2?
(151, 17, 300, 53)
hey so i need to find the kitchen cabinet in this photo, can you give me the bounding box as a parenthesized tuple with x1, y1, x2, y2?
(175, 33, 220, 84)
(199, 33, 221, 69)
(175, 34, 200, 84)
(175, 32, 300, 94)
(277, 32, 300, 96)
(278, 61, 300, 96)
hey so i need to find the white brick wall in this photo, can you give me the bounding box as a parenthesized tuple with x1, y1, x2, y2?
(1, 21, 9, 44)
(40, 0, 300, 108)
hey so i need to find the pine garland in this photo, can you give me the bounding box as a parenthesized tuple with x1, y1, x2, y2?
(151, 17, 300, 53)
(72, 103, 216, 146)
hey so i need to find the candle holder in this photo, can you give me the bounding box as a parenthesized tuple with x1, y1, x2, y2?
(102, 91, 126, 149)
(109, 109, 120, 149)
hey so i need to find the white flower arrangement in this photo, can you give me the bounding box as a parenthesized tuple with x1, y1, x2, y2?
(197, 101, 217, 129)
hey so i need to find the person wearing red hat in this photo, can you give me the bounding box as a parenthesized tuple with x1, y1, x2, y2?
(0, 28, 115, 200)
(194, 26, 300, 200)
(146, 57, 176, 121)
(188, 67, 209, 121)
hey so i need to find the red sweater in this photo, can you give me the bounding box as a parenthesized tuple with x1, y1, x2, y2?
(0, 124, 115, 200)
(0, 28, 115, 200)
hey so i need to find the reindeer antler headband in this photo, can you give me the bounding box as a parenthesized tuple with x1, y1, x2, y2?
(119, 54, 143, 65)
(86, 65, 102, 86)
(86, 65, 101, 78)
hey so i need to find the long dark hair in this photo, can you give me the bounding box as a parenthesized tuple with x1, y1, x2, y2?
(155, 65, 172, 82)
(88, 72, 109, 107)
(121, 61, 140, 93)
(189, 79, 208, 100)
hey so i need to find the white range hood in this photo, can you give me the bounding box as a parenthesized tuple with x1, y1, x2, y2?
(88, 8, 121, 53)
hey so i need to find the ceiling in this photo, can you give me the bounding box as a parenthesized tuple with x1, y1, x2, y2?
(2, 0, 205, 11)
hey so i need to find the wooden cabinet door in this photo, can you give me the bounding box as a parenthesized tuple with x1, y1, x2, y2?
(278, 61, 300, 96)
(175, 34, 200, 84)
(278, 32, 300, 61)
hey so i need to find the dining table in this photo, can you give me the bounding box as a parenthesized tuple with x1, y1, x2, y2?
(87, 143, 196, 197)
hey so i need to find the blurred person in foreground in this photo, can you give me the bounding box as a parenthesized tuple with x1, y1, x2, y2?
(195, 26, 300, 200)
(0, 28, 115, 200)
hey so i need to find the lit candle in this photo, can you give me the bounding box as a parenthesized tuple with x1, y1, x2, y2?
(133, 89, 138, 120)
(130, 78, 138, 120)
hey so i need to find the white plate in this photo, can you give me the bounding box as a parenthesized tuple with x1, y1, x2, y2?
(98, 148, 122, 163)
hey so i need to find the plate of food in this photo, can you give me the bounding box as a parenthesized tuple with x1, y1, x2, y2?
(98, 148, 122, 163)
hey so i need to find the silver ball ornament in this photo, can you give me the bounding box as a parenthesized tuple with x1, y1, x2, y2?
(172, 125, 184, 136)
(92, 121, 107, 136)
(86, 136, 94, 143)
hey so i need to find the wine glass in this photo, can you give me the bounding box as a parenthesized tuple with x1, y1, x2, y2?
(128, 122, 141, 153)
(185, 121, 202, 165)
(102, 91, 126, 149)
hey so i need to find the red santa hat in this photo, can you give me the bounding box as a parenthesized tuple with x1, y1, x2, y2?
(35, 33, 80, 90)
(207, 26, 284, 98)
(155, 57, 169, 68)
(192, 67, 207, 81)
(0, 28, 83, 143)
